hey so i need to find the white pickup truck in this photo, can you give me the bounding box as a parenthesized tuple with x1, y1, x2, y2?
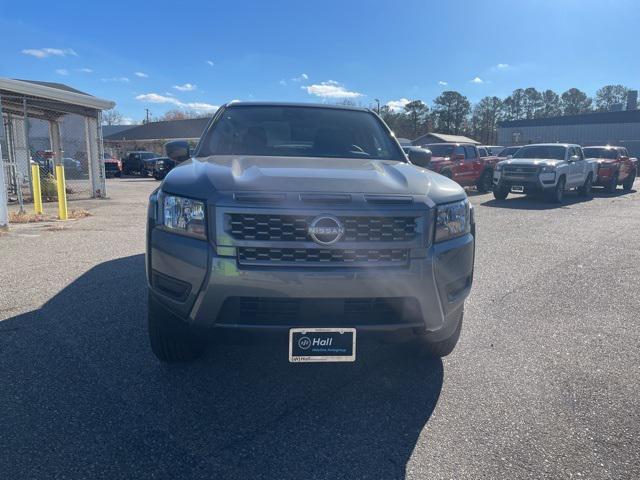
(492, 143, 599, 203)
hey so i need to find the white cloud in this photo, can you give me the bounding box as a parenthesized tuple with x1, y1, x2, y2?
(496, 63, 509, 70)
(135, 92, 218, 113)
(291, 73, 309, 82)
(386, 98, 410, 112)
(438, 80, 448, 86)
(79, 68, 93, 73)
(279, 79, 287, 86)
(22, 48, 77, 58)
(102, 76, 130, 82)
(302, 80, 363, 99)
(121, 117, 135, 125)
(206, 60, 214, 67)
(134, 71, 148, 78)
(470, 77, 484, 84)
(174, 83, 197, 92)
(55, 69, 69, 76)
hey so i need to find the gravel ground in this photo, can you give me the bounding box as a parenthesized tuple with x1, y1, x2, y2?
(1, 177, 639, 479)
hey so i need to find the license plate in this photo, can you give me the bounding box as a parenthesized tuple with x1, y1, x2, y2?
(289, 328, 356, 363)
(511, 185, 524, 193)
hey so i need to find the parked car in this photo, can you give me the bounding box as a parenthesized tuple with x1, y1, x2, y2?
(497, 146, 521, 159)
(483, 145, 505, 156)
(402, 146, 432, 168)
(62, 157, 83, 176)
(493, 143, 598, 202)
(122, 151, 157, 176)
(103, 155, 122, 178)
(146, 102, 476, 363)
(583, 145, 637, 192)
(151, 156, 174, 180)
(421, 142, 497, 192)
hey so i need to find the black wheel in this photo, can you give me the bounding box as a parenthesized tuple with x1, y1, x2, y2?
(493, 185, 509, 200)
(419, 308, 463, 358)
(546, 176, 565, 203)
(578, 174, 593, 198)
(622, 168, 636, 191)
(477, 169, 493, 193)
(605, 171, 618, 193)
(148, 293, 205, 362)
(440, 169, 453, 179)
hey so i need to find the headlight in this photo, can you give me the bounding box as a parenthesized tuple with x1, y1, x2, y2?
(435, 199, 471, 243)
(161, 194, 206, 239)
(539, 165, 556, 173)
(156, 160, 164, 167)
(495, 163, 503, 171)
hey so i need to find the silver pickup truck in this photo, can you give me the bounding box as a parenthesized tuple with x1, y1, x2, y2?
(492, 143, 598, 202)
(146, 102, 476, 363)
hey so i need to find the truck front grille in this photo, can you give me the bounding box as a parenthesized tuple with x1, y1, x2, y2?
(228, 213, 417, 242)
(237, 247, 409, 267)
(503, 165, 538, 177)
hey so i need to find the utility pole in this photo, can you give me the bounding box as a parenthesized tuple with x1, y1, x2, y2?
(0, 94, 8, 229)
(374, 99, 380, 114)
(145, 108, 151, 124)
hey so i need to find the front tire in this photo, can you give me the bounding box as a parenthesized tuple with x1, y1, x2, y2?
(477, 169, 493, 193)
(148, 293, 205, 362)
(622, 168, 636, 191)
(419, 308, 463, 358)
(493, 185, 509, 200)
(546, 176, 565, 203)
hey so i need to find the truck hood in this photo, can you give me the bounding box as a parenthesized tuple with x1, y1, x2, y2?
(498, 158, 563, 167)
(161, 155, 466, 204)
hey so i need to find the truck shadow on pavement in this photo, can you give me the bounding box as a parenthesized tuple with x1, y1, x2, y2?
(0, 254, 443, 479)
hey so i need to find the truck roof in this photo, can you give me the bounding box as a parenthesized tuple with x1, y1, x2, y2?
(222, 101, 370, 112)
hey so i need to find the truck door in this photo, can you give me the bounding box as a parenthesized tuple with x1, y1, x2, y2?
(567, 147, 584, 187)
(451, 145, 467, 184)
(458, 145, 479, 185)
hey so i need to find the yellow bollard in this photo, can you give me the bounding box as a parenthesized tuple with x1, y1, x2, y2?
(31, 164, 43, 215)
(55, 164, 68, 220)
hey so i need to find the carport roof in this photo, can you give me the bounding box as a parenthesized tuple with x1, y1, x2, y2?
(104, 117, 212, 141)
(0, 77, 115, 110)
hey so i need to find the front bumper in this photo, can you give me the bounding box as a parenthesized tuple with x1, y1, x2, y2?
(493, 171, 556, 192)
(147, 228, 474, 336)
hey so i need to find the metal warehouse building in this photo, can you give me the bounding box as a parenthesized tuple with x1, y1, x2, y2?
(497, 110, 640, 157)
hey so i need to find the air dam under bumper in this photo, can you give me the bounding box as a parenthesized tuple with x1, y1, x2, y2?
(149, 231, 474, 335)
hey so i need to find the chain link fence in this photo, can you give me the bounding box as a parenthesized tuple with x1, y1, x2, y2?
(0, 92, 106, 211)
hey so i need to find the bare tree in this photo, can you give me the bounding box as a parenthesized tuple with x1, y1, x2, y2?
(102, 109, 123, 125)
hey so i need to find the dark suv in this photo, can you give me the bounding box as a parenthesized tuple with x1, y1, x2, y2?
(146, 102, 476, 363)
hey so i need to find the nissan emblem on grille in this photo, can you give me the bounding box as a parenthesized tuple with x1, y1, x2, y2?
(308, 215, 345, 245)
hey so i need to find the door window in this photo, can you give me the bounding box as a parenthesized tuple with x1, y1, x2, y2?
(465, 146, 477, 159)
(453, 146, 465, 158)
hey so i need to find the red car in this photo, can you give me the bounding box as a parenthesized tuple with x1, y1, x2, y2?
(421, 143, 498, 192)
(583, 146, 637, 192)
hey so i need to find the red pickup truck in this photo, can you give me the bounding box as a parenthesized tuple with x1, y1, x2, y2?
(421, 143, 499, 192)
(583, 146, 637, 192)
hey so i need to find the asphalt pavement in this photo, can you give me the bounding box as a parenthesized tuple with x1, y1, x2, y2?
(1, 177, 639, 479)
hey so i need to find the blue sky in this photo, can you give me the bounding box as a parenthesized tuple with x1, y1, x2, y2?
(1, 0, 639, 123)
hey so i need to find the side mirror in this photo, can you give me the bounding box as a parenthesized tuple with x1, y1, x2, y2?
(569, 155, 579, 163)
(165, 140, 191, 163)
(408, 148, 432, 167)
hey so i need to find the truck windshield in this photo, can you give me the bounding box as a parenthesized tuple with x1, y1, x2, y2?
(513, 145, 566, 160)
(422, 144, 454, 157)
(583, 147, 617, 159)
(197, 106, 405, 161)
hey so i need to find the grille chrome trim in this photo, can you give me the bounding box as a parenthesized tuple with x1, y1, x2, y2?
(503, 165, 538, 177)
(237, 247, 410, 267)
(228, 213, 418, 243)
